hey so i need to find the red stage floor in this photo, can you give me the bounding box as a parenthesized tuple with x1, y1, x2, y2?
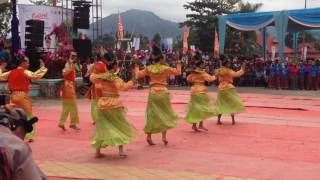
(30, 89, 320, 180)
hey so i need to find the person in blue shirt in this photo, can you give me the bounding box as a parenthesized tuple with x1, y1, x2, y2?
(281, 62, 290, 89)
(310, 61, 318, 90)
(269, 61, 277, 89)
(298, 61, 305, 90)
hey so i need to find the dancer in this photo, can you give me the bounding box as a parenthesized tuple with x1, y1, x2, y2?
(185, 52, 216, 132)
(86, 56, 107, 124)
(135, 46, 181, 146)
(58, 52, 80, 131)
(0, 56, 48, 142)
(215, 60, 246, 125)
(91, 52, 137, 158)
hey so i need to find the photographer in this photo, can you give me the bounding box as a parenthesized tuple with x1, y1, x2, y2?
(0, 105, 47, 180)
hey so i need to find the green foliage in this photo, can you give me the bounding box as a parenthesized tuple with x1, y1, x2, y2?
(0, 3, 12, 39)
(182, 0, 262, 55)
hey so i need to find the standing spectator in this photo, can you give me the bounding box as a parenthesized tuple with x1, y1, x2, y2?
(281, 62, 290, 89)
(275, 60, 282, 89)
(269, 61, 276, 88)
(310, 61, 318, 90)
(298, 61, 305, 90)
(75, 59, 82, 77)
(289, 62, 299, 90)
(305, 61, 311, 90)
(264, 62, 270, 88)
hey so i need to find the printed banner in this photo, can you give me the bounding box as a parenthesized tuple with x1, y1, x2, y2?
(18, 4, 72, 50)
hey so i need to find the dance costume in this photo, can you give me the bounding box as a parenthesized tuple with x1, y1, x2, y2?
(135, 63, 181, 134)
(91, 72, 137, 148)
(185, 69, 216, 124)
(59, 62, 80, 128)
(0, 66, 48, 140)
(215, 67, 245, 115)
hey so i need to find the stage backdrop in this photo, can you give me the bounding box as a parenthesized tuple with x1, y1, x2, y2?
(18, 4, 72, 50)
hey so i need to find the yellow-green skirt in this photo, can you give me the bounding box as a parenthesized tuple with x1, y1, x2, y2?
(144, 93, 179, 134)
(215, 88, 244, 115)
(185, 93, 216, 124)
(91, 107, 137, 148)
(91, 99, 98, 122)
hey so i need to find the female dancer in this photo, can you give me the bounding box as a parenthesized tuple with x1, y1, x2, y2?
(91, 52, 137, 158)
(135, 46, 181, 145)
(185, 52, 216, 132)
(215, 60, 246, 125)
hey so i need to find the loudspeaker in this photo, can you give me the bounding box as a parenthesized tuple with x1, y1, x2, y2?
(25, 48, 44, 72)
(72, 1, 91, 29)
(73, 39, 92, 61)
(25, 20, 44, 48)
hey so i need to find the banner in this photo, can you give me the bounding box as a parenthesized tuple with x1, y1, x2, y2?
(214, 30, 220, 57)
(18, 4, 72, 50)
(118, 14, 124, 41)
(132, 37, 140, 51)
(271, 46, 276, 60)
(183, 25, 189, 53)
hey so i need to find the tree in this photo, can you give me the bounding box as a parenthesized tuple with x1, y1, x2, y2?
(152, 33, 161, 47)
(0, 3, 12, 39)
(182, 0, 262, 54)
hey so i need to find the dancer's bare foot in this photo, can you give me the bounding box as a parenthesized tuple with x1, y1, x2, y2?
(94, 153, 105, 158)
(95, 149, 105, 158)
(119, 152, 128, 158)
(146, 137, 156, 146)
(232, 120, 236, 125)
(162, 138, 168, 146)
(192, 124, 201, 132)
(58, 124, 66, 131)
(199, 122, 208, 131)
(70, 125, 80, 130)
(199, 126, 208, 131)
(217, 121, 223, 125)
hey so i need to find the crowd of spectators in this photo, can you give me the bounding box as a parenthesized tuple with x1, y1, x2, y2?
(1, 39, 320, 91)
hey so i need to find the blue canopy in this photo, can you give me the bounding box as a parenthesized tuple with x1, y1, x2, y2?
(218, 8, 320, 59)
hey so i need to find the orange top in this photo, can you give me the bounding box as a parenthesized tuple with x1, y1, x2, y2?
(1, 66, 48, 91)
(91, 72, 133, 110)
(187, 70, 216, 94)
(88, 61, 107, 99)
(135, 63, 181, 94)
(215, 67, 245, 90)
(63, 62, 76, 81)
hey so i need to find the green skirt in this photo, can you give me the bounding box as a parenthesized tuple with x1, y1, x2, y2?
(215, 88, 244, 115)
(91, 99, 98, 122)
(91, 107, 137, 148)
(185, 93, 216, 124)
(144, 93, 179, 134)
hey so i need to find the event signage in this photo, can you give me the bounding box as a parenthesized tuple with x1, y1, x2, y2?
(18, 4, 72, 50)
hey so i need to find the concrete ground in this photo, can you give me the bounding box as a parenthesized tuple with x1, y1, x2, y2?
(28, 87, 320, 180)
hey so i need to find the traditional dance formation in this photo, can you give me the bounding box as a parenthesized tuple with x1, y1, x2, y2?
(0, 45, 246, 158)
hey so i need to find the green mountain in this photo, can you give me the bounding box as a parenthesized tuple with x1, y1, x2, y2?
(94, 9, 182, 39)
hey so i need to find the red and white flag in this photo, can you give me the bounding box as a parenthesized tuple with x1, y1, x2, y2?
(118, 14, 124, 41)
(214, 30, 220, 57)
(183, 25, 190, 53)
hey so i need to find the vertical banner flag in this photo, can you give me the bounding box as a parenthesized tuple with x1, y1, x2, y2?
(214, 30, 220, 57)
(303, 46, 308, 60)
(183, 25, 189, 53)
(133, 37, 140, 51)
(118, 14, 124, 41)
(271, 46, 276, 60)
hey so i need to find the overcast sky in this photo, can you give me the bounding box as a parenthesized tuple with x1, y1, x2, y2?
(100, 0, 320, 22)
